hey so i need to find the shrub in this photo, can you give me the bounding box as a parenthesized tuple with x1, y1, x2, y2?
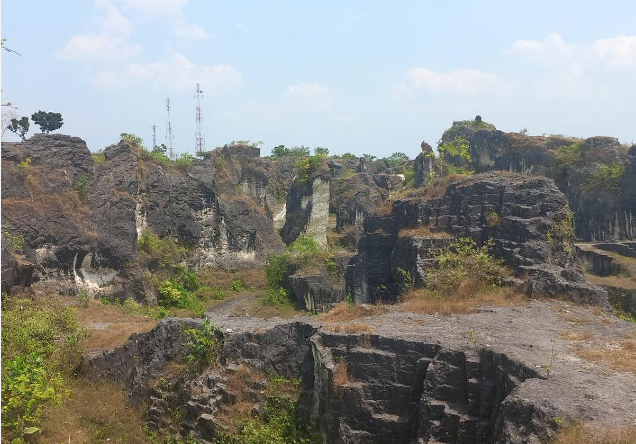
(183, 318, 222, 370)
(426, 238, 508, 295)
(14, 156, 32, 177)
(438, 136, 472, 163)
(1, 228, 24, 253)
(264, 286, 293, 307)
(287, 234, 319, 255)
(138, 230, 187, 268)
(158, 279, 205, 317)
(1, 353, 64, 441)
(396, 267, 412, 294)
(230, 279, 246, 292)
(266, 254, 290, 289)
(72, 174, 90, 203)
(403, 165, 415, 188)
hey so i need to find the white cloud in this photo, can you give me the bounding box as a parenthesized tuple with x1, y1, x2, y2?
(282, 83, 334, 112)
(58, 1, 140, 61)
(93, 51, 243, 92)
(394, 68, 502, 97)
(506, 33, 636, 71)
(174, 22, 210, 40)
(591, 35, 636, 68)
(121, 0, 189, 18)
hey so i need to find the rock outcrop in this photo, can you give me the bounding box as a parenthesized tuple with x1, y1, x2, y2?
(1, 135, 285, 300)
(84, 303, 636, 444)
(436, 124, 635, 241)
(348, 173, 607, 305)
(281, 169, 330, 247)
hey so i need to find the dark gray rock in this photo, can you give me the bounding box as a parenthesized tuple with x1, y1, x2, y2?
(348, 173, 607, 305)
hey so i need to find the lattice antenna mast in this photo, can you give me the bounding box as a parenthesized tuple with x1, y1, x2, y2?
(151, 124, 157, 150)
(166, 98, 174, 159)
(194, 83, 205, 154)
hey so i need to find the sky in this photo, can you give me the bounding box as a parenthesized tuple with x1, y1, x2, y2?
(2, 0, 636, 158)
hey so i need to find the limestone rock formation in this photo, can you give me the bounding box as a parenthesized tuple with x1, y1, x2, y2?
(435, 123, 635, 241)
(1, 135, 285, 300)
(84, 304, 636, 444)
(281, 168, 330, 247)
(348, 173, 607, 305)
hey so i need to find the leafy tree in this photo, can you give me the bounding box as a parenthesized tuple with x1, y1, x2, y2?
(314, 147, 329, 157)
(31, 111, 63, 133)
(362, 153, 377, 160)
(120, 132, 142, 146)
(271, 145, 291, 158)
(8, 116, 29, 141)
(383, 151, 410, 167)
(270, 145, 311, 159)
(152, 143, 168, 154)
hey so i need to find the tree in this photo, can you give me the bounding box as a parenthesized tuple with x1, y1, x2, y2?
(31, 111, 63, 133)
(152, 143, 168, 154)
(2, 108, 18, 136)
(8, 117, 29, 141)
(271, 145, 290, 159)
(314, 147, 329, 157)
(120, 132, 142, 146)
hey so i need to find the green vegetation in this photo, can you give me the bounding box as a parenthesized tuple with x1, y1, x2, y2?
(546, 206, 575, 252)
(2, 228, 25, 253)
(590, 159, 627, 194)
(314, 147, 329, 156)
(438, 136, 472, 163)
(403, 165, 415, 188)
(295, 154, 327, 183)
(7, 116, 29, 140)
(554, 140, 584, 166)
(265, 234, 336, 307)
(426, 238, 508, 294)
(183, 318, 222, 370)
(138, 230, 187, 267)
(440, 116, 495, 142)
(72, 174, 90, 203)
(396, 267, 412, 294)
(31, 111, 63, 134)
(379, 152, 410, 168)
(13, 157, 31, 177)
(213, 375, 315, 444)
(1, 297, 87, 443)
(91, 149, 106, 165)
(230, 279, 247, 292)
(270, 145, 311, 159)
(120, 132, 144, 147)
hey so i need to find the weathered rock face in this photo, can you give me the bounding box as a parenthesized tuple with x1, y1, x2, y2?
(281, 171, 330, 247)
(348, 173, 607, 305)
(1, 135, 284, 299)
(84, 304, 636, 444)
(414, 142, 435, 188)
(439, 128, 635, 241)
(333, 173, 388, 232)
(0, 244, 35, 294)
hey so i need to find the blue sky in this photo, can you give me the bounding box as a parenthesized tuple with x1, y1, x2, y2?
(2, 0, 636, 157)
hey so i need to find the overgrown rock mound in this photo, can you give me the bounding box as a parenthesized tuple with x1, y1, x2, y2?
(1, 135, 284, 300)
(348, 172, 606, 304)
(437, 121, 635, 241)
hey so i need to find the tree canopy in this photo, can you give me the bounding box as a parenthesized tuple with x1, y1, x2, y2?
(8, 117, 29, 141)
(31, 111, 63, 133)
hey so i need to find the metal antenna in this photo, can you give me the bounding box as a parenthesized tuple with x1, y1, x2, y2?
(166, 98, 174, 159)
(151, 124, 157, 150)
(195, 83, 205, 154)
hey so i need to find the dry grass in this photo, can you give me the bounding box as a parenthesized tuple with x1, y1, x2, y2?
(376, 199, 394, 216)
(318, 302, 388, 322)
(399, 286, 524, 315)
(560, 314, 592, 325)
(198, 267, 266, 292)
(217, 365, 264, 431)
(398, 225, 452, 238)
(39, 379, 148, 444)
(325, 323, 374, 334)
(420, 173, 468, 199)
(332, 358, 352, 395)
(78, 300, 157, 352)
(575, 333, 636, 374)
(560, 331, 594, 341)
(552, 422, 636, 444)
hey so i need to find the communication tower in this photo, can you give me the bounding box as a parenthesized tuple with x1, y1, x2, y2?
(194, 83, 205, 154)
(166, 98, 174, 159)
